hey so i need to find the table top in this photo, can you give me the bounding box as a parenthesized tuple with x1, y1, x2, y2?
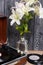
(9, 50, 43, 65)
(25, 50, 43, 65)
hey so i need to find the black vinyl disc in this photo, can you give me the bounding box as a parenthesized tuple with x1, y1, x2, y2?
(27, 54, 41, 64)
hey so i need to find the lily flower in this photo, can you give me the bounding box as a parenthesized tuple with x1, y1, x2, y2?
(15, 2, 35, 15)
(26, 0, 35, 5)
(15, 2, 24, 9)
(16, 8, 24, 17)
(39, 8, 43, 18)
(15, 2, 28, 15)
(9, 9, 23, 26)
(21, 0, 35, 5)
(26, 2, 35, 11)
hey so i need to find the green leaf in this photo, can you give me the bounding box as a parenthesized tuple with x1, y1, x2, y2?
(15, 12, 34, 36)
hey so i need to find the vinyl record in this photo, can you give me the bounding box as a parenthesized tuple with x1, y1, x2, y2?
(27, 54, 41, 64)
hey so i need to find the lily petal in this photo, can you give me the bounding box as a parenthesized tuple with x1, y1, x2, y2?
(28, 8, 35, 11)
(9, 14, 15, 20)
(39, 8, 43, 18)
(15, 2, 24, 9)
(16, 8, 24, 19)
(38, 1, 42, 8)
(11, 8, 15, 14)
(16, 20, 20, 25)
(9, 15, 13, 19)
(23, 0, 34, 5)
(10, 20, 15, 26)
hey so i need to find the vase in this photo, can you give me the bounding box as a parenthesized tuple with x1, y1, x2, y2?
(16, 37, 28, 54)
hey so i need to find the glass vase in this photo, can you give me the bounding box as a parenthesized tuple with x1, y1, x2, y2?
(16, 37, 28, 54)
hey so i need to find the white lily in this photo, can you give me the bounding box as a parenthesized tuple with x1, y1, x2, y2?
(16, 8, 25, 18)
(15, 1, 35, 15)
(9, 9, 23, 26)
(38, 1, 42, 8)
(26, 2, 35, 11)
(38, 1, 43, 18)
(20, 2, 35, 15)
(21, 5, 29, 15)
(15, 2, 29, 15)
(22, 5, 34, 15)
(26, 0, 35, 5)
(15, 2, 24, 9)
(21, 0, 35, 5)
(39, 8, 43, 18)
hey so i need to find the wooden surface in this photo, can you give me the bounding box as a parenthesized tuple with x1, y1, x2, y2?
(25, 50, 43, 65)
(8, 50, 43, 65)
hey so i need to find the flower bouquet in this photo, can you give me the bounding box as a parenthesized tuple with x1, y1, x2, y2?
(9, 0, 43, 53)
